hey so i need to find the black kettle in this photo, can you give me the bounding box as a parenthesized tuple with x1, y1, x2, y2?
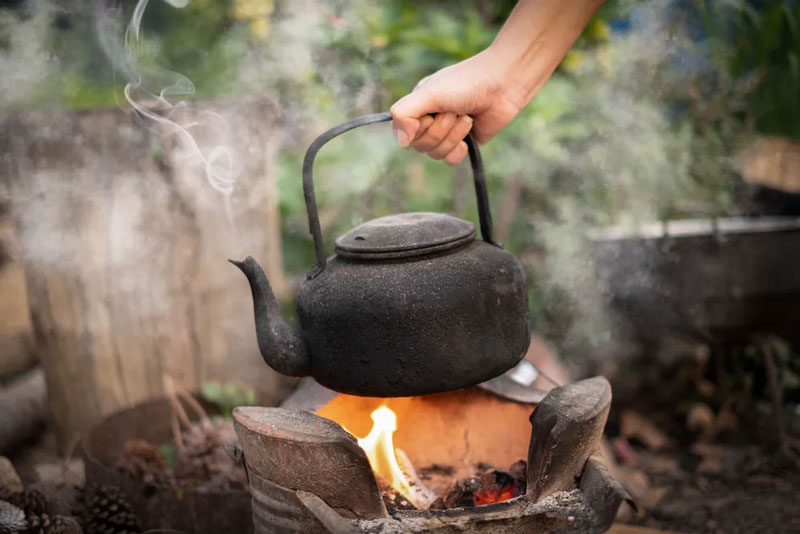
(232, 112, 530, 396)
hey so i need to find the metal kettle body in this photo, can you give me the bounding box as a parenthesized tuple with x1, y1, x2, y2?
(232, 113, 530, 397)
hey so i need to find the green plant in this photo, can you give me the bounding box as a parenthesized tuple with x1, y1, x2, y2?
(201, 381, 257, 417)
(697, 0, 800, 140)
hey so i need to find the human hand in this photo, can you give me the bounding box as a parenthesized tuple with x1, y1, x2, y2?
(390, 0, 603, 165)
(390, 49, 528, 166)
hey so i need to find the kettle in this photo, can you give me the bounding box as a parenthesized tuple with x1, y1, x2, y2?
(232, 112, 530, 396)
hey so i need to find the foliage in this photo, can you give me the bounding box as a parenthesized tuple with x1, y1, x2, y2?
(0, 0, 789, 347)
(201, 381, 257, 417)
(697, 0, 800, 140)
(0, 0, 243, 111)
(158, 442, 178, 469)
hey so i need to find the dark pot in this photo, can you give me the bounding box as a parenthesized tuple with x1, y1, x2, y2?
(590, 217, 800, 344)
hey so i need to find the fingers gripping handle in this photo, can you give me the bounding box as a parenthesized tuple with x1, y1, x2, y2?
(302, 112, 497, 278)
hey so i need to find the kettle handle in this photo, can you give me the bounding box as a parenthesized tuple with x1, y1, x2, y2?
(302, 112, 497, 277)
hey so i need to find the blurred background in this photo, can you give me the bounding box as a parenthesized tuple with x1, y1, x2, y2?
(1, 1, 799, 532)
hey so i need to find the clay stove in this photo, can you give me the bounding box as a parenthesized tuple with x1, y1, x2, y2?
(233, 376, 629, 533)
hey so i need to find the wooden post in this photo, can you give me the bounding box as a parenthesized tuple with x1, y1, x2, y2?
(0, 102, 294, 449)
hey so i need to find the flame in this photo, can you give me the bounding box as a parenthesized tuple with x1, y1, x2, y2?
(356, 406, 416, 504)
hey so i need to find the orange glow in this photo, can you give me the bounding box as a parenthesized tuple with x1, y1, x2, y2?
(317, 390, 533, 509)
(355, 406, 430, 507)
(475, 485, 519, 506)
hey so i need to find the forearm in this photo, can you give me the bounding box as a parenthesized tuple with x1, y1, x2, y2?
(488, 0, 605, 108)
(390, 0, 602, 160)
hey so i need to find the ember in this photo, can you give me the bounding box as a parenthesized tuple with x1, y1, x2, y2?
(475, 471, 521, 506)
(430, 462, 527, 509)
(475, 485, 518, 506)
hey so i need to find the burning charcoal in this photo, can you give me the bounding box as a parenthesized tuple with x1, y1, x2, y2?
(429, 460, 528, 510)
(429, 477, 481, 509)
(474, 470, 521, 506)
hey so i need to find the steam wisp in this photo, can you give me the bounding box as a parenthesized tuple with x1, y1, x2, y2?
(101, 0, 240, 195)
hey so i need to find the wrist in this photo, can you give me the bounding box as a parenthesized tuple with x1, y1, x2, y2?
(482, 43, 542, 113)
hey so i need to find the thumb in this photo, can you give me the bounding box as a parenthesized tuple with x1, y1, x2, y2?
(390, 89, 438, 147)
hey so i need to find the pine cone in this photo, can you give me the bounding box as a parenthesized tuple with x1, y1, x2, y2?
(0, 500, 27, 534)
(0, 458, 24, 500)
(25, 513, 81, 534)
(75, 485, 139, 534)
(24, 484, 76, 519)
(7, 491, 48, 518)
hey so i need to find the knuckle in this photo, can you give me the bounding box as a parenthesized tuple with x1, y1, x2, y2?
(428, 146, 448, 159)
(412, 142, 427, 153)
(449, 126, 467, 142)
(427, 129, 445, 143)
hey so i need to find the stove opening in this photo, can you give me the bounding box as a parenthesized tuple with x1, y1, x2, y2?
(316, 388, 534, 510)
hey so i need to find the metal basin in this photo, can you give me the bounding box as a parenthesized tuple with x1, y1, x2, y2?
(590, 217, 800, 343)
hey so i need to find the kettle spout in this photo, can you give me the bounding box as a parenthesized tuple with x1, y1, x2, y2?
(229, 257, 311, 377)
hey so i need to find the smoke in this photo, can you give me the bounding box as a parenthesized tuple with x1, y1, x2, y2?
(0, 5, 56, 110)
(518, 1, 753, 356)
(0, 0, 756, 380)
(97, 0, 240, 196)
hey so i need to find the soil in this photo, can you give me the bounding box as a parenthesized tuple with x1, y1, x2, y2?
(633, 448, 800, 534)
(592, 336, 800, 534)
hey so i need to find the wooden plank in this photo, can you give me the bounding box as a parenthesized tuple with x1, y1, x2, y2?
(0, 104, 293, 449)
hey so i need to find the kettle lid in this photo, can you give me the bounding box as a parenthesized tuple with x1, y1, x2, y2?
(335, 212, 475, 260)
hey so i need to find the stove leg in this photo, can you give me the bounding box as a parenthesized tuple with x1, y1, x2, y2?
(580, 453, 635, 531)
(526, 376, 612, 501)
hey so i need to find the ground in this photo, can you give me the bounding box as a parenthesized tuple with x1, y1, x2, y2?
(595, 336, 800, 534)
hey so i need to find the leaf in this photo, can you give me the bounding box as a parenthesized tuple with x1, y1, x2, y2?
(159, 443, 178, 469)
(201, 380, 257, 417)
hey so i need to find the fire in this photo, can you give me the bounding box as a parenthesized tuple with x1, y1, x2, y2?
(355, 406, 424, 506)
(475, 485, 519, 506)
(316, 391, 533, 510)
